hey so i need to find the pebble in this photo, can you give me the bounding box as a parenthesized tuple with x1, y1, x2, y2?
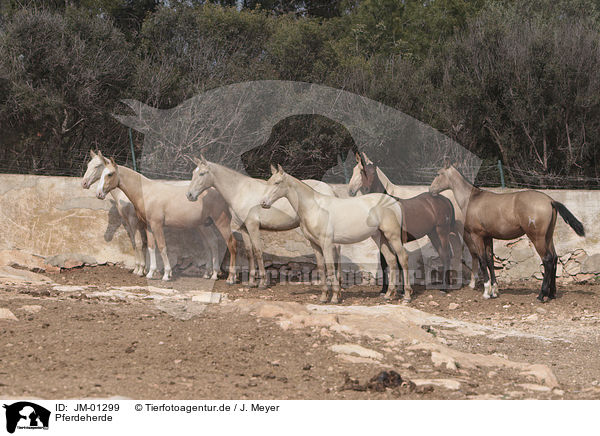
(448, 303, 459, 310)
(525, 314, 539, 322)
(429, 301, 439, 307)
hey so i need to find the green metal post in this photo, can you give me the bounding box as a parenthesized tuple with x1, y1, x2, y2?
(497, 159, 505, 188)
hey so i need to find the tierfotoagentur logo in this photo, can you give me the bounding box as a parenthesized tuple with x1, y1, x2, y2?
(3, 402, 50, 434)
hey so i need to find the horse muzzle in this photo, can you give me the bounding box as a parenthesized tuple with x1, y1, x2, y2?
(260, 199, 272, 209)
(82, 180, 90, 189)
(186, 191, 198, 202)
(96, 191, 106, 200)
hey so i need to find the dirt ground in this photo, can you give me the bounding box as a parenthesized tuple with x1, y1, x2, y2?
(1, 265, 600, 400)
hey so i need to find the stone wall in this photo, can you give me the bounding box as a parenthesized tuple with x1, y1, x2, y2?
(0, 174, 595, 285)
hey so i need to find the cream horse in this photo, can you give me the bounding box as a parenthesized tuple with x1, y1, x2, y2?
(83, 150, 148, 276)
(83, 151, 224, 278)
(261, 164, 412, 304)
(95, 155, 237, 282)
(186, 156, 339, 289)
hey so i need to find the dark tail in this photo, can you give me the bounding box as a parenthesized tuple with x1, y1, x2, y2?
(552, 201, 585, 237)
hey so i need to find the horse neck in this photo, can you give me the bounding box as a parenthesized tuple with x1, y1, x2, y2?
(109, 190, 120, 202)
(115, 166, 147, 214)
(284, 175, 317, 216)
(208, 163, 256, 206)
(374, 167, 396, 194)
(448, 168, 478, 211)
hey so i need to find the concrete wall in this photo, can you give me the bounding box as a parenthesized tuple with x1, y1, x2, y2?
(0, 174, 595, 285)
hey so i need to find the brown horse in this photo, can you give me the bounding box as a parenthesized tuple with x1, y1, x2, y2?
(348, 152, 457, 292)
(429, 163, 585, 301)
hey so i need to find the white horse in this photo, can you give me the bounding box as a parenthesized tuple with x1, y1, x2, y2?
(186, 156, 339, 289)
(94, 154, 237, 282)
(260, 164, 412, 303)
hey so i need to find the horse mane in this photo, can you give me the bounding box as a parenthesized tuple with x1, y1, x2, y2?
(451, 165, 483, 193)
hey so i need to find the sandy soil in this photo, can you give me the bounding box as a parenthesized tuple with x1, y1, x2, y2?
(1, 265, 599, 400)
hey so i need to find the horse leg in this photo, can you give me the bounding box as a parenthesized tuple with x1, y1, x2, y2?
(152, 224, 172, 281)
(379, 239, 398, 300)
(469, 234, 491, 298)
(429, 229, 452, 291)
(135, 222, 147, 276)
(334, 245, 342, 287)
(323, 241, 341, 303)
(198, 225, 218, 280)
(484, 237, 499, 298)
(239, 228, 256, 287)
(213, 213, 238, 285)
(462, 231, 479, 289)
(530, 234, 557, 302)
(379, 251, 390, 295)
(549, 244, 558, 299)
(246, 221, 268, 289)
(309, 240, 329, 302)
(122, 219, 138, 275)
(145, 229, 158, 280)
(311, 241, 326, 286)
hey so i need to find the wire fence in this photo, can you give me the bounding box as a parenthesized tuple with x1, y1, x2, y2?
(2, 146, 600, 190)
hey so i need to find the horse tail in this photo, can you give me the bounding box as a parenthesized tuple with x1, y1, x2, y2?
(552, 201, 585, 237)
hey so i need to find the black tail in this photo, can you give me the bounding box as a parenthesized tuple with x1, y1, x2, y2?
(552, 201, 585, 237)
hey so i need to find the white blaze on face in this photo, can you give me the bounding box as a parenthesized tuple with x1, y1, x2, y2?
(97, 167, 110, 198)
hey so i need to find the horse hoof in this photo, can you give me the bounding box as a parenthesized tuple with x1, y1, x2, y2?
(226, 278, 235, 285)
(401, 298, 411, 304)
(331, 297, 340, 304)
(319, 294, 329, 303)
(483, 293, 491, 299)
(146, 272, 156, 280)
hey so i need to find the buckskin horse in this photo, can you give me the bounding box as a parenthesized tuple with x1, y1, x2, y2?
(429, 162, 585, 301)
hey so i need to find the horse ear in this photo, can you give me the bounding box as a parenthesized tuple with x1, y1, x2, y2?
(443, 158, 451, 169)
(99, 152, 110, 166)
(270, 164, 277, 175)
(361, 152, 372, 165)
(355, 152, 361, 165)
(193, 156, 202, 166)
(89, 150, 97, 158)
(277, 164, 283, 174)
(359, 153, 369, 172)
(200, 154, 208, 164)
(109, 157, 117, 167)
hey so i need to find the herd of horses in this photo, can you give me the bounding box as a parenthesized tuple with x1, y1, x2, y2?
(82, 150, 585, 304)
